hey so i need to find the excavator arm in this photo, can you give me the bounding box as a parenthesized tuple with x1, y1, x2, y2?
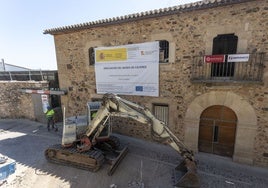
(83, 93, 200, 187)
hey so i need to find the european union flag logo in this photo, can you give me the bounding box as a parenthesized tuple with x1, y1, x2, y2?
(135, 86, 143, 91)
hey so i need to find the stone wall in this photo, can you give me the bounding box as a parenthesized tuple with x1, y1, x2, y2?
(0, 81, 49, 120)
(51, 0, 268, 167)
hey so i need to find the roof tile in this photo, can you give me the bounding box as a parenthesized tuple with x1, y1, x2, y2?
(43, 0, 253, 35)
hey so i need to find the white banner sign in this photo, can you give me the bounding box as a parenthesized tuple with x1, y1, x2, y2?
(41, 95, 50, 113)
(227, 54, 249, 62)
(95, 42, 159, 96)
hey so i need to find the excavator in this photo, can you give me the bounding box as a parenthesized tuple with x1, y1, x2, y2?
(45, 93, 200, 187)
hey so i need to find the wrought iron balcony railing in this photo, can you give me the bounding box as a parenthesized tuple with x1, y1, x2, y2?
(191, 53, 265, 83)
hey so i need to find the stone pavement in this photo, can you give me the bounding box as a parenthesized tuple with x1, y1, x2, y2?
(0, 119, 267, 188)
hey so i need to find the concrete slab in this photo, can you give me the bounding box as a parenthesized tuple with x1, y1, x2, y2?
(0, 119, 267, 188)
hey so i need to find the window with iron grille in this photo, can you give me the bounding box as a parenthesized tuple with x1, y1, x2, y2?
(159, 40, 169, 63)
(153, 104, 169, 125)
(89, 47, 95, 65)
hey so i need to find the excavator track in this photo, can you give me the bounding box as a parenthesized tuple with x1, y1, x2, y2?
(45, 144, 105, 172)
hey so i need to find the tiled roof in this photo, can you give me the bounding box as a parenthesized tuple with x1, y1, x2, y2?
(44, 0, 252, 35)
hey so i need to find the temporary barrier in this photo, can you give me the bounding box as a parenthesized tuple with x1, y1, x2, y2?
(18, 89, 67, 95)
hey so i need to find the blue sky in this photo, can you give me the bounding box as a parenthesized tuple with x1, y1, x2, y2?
(0, 0, 198, 70)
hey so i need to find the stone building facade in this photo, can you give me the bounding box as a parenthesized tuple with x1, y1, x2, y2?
(44, 0, 268, 167)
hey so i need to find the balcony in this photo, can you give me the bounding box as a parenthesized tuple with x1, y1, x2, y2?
(191, 53, 265, 83)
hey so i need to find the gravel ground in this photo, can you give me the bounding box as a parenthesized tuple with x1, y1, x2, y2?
(0, 119, 267, 188)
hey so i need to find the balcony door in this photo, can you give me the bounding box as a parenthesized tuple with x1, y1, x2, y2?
(211, 34, 238, 77)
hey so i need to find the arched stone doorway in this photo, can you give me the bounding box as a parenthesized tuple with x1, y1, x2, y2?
(198, 105, 237, 157)
(184, 91, 257, 165)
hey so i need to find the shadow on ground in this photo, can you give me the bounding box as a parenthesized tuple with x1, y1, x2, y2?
(0, 119, 183, 188)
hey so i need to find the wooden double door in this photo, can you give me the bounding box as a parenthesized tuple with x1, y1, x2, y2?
(198, 105, 237, 157)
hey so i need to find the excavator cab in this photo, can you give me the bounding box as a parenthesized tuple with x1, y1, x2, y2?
(87, 101, 102, 123)
(61, 101, 103, 146)
(87, 101, 111, 138)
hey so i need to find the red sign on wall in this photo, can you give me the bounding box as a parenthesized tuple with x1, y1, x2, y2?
(204, 55, 225, 63)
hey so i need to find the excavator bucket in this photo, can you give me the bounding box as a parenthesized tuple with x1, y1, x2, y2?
(174, 159, 200, 188)
(107, 146, 129, 176)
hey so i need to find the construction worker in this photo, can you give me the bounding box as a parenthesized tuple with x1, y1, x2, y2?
(45, 106, 57, 131)
(91, 111, 97, 120)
